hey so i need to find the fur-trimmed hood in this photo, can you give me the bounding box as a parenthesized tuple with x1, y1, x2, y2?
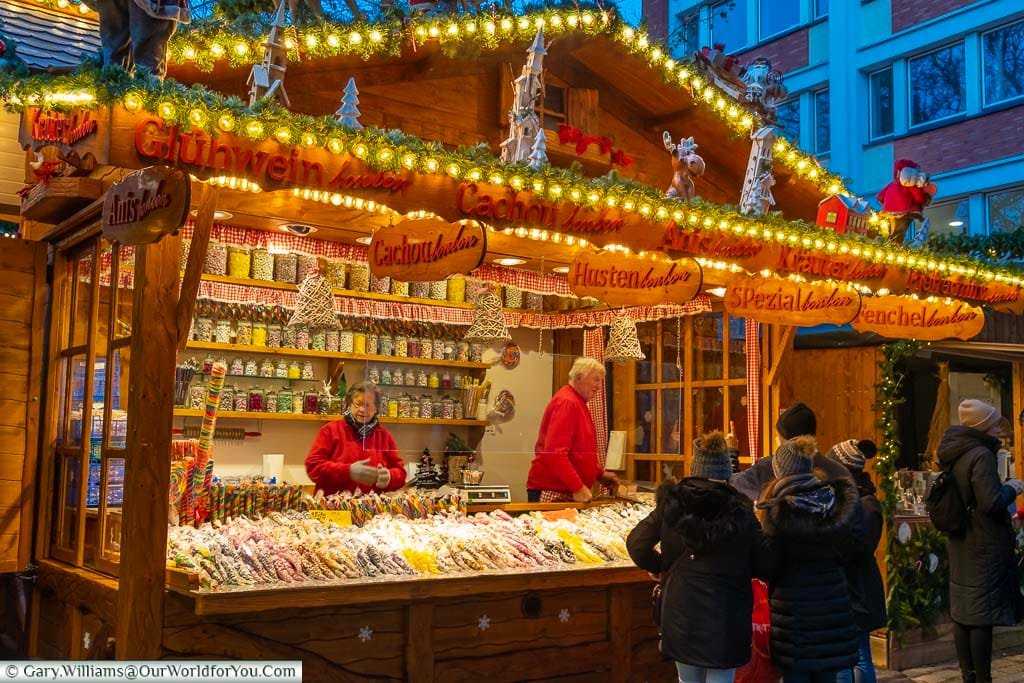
(759, 475, 859, 542)
(658, 478, 755, 553)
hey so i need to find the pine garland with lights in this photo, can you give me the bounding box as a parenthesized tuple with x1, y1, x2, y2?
(874, 341, 949, 638)
(926, 227, 1024, 264)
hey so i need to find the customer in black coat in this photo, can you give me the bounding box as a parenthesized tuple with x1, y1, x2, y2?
(758, 436, 860, 683)
(826, 439, 886, 683)
(938, 400, 1024, 683)
(627, 432, 771, 683)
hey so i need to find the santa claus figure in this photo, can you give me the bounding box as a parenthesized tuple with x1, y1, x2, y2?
(877, 159, 937, 244)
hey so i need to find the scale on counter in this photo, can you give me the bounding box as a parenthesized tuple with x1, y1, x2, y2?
(456, 484, 512, 505)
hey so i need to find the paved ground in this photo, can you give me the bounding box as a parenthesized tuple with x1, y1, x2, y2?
(878, 646, 1024, 682)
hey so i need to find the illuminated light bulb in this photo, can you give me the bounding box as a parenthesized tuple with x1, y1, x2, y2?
(688, 214, 699, 224)
(581, 12, 594, 25)
(369, 30, 383, 42)
(158, 101, 176, 118)
(123, 93, 143, 112)
(415, 26, 427, 38)
(787, 234, 799, 244)
(673, 211, 683, 221)
(500, 18, 513, 31)
(656, 207, 669, 219)
(567, 14, 578, 27)
(305, 34, 318, 47)
(446, 24, 459, 36)
(425, 158, 439, 172)
(343, 196, 353, 207)
(802, 238, 812, 247)
(715, 97, 726, 109)
(828, 182, 841, 194)
(327, 138, 343, 154)
(514, 227, 527, 238)
(639, 204, 652, 215)
(570, 188, 581, 201)
(353, 144, 367, 158)
(851, 247, 861, 256)
(927, 260, 937, 270)
(797, 159, 808, 170)
(183, 46, 197, 60)
(896, 255, 906, 264)
(448, 165, 462, 177)
(718, 220, 728, 230)
(727, 106, 739, 118)
(605, 196, 617, 207)
(378, 149, 393, 162)
(638, 36, 649, 49)
(549, 185, 563, 197)
(510, 176, 524, 190)
(623, 199, 635, 211)
(402, 154, 416, 169)
(311, 190, 321, 202)
(218, 114, 235, 131)
(234, 42, 249, 56)
(330, 194, 342, 206)
(275, 128, 291, 143)
(732, 224, 744, 234)
(188, 109, 206, 126)
(211, 43, 225, 57)
(465, 21, 477, 33)
(534, 17, 545, 28)
(550, 15, 561, 27)
(354, 198, 365, 209)
(587, 191, 601, 204)
(651, 48, 662, 60)
(349, 31, 362, 44)
(57, 0, 68, 8)
(578, 238, 589, 247)
(485, 20, 496, 33)
(78, 2, 90, 12)
(517, 17, 529, 29)
(809, 169, 820, 179)
(565, 236, 576, 246)
(324, 33, 340, 47)
(786, 151, 798, 162)
(814, 239, 824, 249)
(301, 133, 316, 147)
(747, 227, 758, 236)
(490, 173, 504, 185)
(839, 244, 850, 254)
(551, 233, 563, 244)
(245, 120, 264, 138)
(691, 78, 703, 90)
(467, 168, 482, 181)
(703, 88, 715, 102)
(740, 116, 753, 128)
(428, 25, 440, 37)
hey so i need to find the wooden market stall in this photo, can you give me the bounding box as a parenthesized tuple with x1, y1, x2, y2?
(4, 4, 1024, 678)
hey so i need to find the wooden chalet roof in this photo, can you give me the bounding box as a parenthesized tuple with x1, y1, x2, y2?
(1, 0, 99, 70)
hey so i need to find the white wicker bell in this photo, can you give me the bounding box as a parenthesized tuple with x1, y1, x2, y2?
(464, 290, 511, 344)
(288, 273, 339, 331)
(604, 317, 645, 362)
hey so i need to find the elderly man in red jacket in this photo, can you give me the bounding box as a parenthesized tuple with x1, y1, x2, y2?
(526, 357, 619, 503)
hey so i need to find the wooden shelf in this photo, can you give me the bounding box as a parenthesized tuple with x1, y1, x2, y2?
(185, 341, 491, 370)
(200, 273, 475, 309)
(173, 409, 488, 427)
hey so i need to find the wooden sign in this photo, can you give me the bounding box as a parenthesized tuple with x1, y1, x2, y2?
(852, 297, 985, 341)
(903, 270, 1023, 313)
(102, 166, 190, 245)
(724, 274, 861, 327)
(369, 217, 486, 281)
(568, 250, 702, 306)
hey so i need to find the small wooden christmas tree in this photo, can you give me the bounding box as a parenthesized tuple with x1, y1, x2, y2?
(335, 77, 363, 130)
(527, 127, 548, 170)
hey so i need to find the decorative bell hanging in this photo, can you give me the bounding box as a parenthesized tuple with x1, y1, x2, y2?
(464, 290, 511, 344)
(604, 317, 645, 363)
(288, 273, 339, 331)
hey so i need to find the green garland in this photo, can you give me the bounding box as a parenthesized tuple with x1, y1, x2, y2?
(875, 340, 949, 638)
(926, 227, 1024, 264)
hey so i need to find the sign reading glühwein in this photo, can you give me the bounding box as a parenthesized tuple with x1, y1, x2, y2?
(369, 217, 486, 282)
(568, 250, 702, 307)
(724, 274, 862, 327)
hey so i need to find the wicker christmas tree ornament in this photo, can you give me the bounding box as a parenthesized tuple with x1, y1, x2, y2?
(464, 290, 511, 344)
(288, 273, 339, 331)
(604, 317, 645, 362)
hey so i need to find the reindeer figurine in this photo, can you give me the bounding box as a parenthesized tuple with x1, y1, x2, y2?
(663, 132, 706, 201)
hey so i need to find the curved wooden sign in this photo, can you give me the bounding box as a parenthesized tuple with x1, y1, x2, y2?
(852, 296, 985, 341)
(102, 166, 190, 245)
(568, 250, 702, 307)
(369, 217, 486, 282)
(724, 274, 861, 327)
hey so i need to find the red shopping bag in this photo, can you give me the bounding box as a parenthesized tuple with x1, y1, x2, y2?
(735, 580, 781, 683)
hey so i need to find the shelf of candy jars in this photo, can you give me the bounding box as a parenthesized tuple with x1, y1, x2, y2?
(191, 240, 546, 312)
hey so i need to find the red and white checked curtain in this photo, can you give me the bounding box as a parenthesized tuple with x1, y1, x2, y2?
(745, 319, 761, 460)
(583, 326, 608, 469)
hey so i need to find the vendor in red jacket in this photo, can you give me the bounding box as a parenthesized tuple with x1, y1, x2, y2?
(305, 381, 407, 495)
(526, 357, 619, 503)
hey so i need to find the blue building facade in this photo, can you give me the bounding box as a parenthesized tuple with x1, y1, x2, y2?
(657, 0, 1024, 237)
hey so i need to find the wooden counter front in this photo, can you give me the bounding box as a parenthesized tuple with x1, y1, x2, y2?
(162, 562, 675, 683)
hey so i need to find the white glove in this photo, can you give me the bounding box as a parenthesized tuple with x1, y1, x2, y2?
(1006, 478, 1024, 496)
(375, 466, 391, 489)
(349, 459, 378, 486)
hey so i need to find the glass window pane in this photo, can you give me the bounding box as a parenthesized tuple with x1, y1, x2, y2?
(924, 199, 969, 237)
(635, 460, 655, 484)
(661, 389, 682, 455)
(759, 0, 799, 39)
(729, 388, 751, 459)
(870, 68, 894, 139)
(54, 453, 81, 551)
(109, 346, 129, 447)
(712, 0, 747, 51)
(635, 323, 657, 384)
(71, 251, 94, 348)
(774, 99, 800, 145)
(988, 187, 1024, 233)
(910, 44, 966, 126)
(56, 357, 69, 448)
(102, 457, 124, 562)
(660, 460, 684, 482)
(67, 354, 88, 449)
(815, 90, 830, 154)
(545, 85, 565, 114)
(728, 316, 748, 379)
(661, 321, 683, 384)
(97, 242, 113, 358)
(675, 11, 700, 55)
(815, 0, 828, 18)
(634, 390, 655, 454)
(114, 245, 134, 338)
(694, 314, 724, 381)
(693, 386, 726, 438)
(983, 20, 1024, 107)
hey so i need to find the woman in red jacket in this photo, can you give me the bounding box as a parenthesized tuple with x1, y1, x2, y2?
(305, 382, 407, 495)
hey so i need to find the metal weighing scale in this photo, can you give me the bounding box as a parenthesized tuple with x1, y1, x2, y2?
(456, 484, 512, 505)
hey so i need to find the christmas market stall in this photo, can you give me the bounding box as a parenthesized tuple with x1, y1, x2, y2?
(3, 2, 1024, 678)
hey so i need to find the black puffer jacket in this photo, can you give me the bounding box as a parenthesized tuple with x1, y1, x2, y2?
(730, 451, 852, 502)
(627, 478, 772, 669)
(845, 472, 887, 632)
(937, 425, 1018, 627)
(760, 474, 860, 672)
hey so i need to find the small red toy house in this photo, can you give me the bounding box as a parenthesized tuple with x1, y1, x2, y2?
(816, 194, 870, 236)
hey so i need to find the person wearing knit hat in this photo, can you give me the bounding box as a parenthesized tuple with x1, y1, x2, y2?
(776, 402, 817, 440)
(827, 439, 878, 472)
(958, 399, 1002, 435)
(771, 436, 816, 479)
(690, 432, 734, 481)
(628, 432, 770, 683)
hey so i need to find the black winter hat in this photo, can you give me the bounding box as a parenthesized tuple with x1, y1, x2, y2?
(776, 402, 817, 439)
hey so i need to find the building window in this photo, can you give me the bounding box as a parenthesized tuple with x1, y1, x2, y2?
(711, 0, 747, 52)
(774, 98, 800, 146)
(983, 19, 1024, 107)
(924, 198, 969, 237)
(541, 83, 567, 131)
(909, 43, 966, 127)
(869, 67, 894, 139)
(988, 186, 1024, 233)
(759, 0, 799, 40)
(673, 10, 701, 55)
(814, 0, 828, 18)
(814, 89, 830, 155)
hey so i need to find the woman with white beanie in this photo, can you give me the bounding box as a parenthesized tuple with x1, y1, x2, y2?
(938, 399, 1024, 683)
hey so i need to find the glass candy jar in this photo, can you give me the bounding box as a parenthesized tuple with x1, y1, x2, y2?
(410, 281, 430, 299)
(447, 275, 466, 303)
(397, 394, 411, 418)
(417, 369, 429, 388)
(266, 390, 278, 413)
(428, 371, 440, 389)
(348, 264, 369, 292)
(366, 332, 378, 356)
(275, 360, 289, 378)
(266, 322, 281, 348)
(244, 358, 258, 376)
(276, 389, 294, 414)
(194, 317, 213, 343)
(310, 330, 326, 351)
(419, 395, 433, 420)
(409, 401, 420, 420)
(419, 337, 432, 360)
(251, 248, 273, 280)
(443, 340, 456, 361)
(235, 319, 253, 346)
(303, 390, 319, 415)
(457, 341, 470, 362)
(432, 338, 445, 360)
(219, 386, 235, 412)
(302, 360, 314, 380)
(394, 334, 408, 358)
(387, 397, 399, 418)
(296, 254, 318, 283)
(214, 318, 232, 344)
(338, 329, 354, 353)
(504, 285, 523, 309)
(204, 242, 227, 275)
(294, 327, 310, 350)
(248, 388, 265, 412)
(441, 396, 455, 420)
(273, 252, 298, 284)
(228, 245, 251, 279)
(325, 329, 339, 352)
(368, 367, 380, 384)
(371, 274, 391, 294)
(292, 392, 303, 414)
(353, 332, 366, 355)
(429, 280, 448, 300)
(404, 368, 416, 386)
(188, 385, 205, 410)
(379, 368, 390, 385)
(378, 334, 394, 357)
(251, 321, 268, 347)
(390, 279, 409, 297)
(234, 391, 249, 412)
(282, 326, 296, 348)
(229, 357, 245, 376)
(441, 369, 452, 390)
(287, 361, 301, 379)
(259, 359, 274, 377)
